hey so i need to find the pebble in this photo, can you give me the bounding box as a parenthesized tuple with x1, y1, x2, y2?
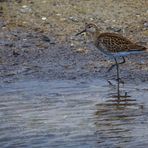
(75, 48, 87, 53)
(144, 22, 148, 28)
(22, 5, 27, 8)
(13, 51, 20, 57)
(69, 16, 78, 22)
(20, 5, 32, 13)
(42, 17, 47, 21)
(56, 13, 61, 16)
(42, 35, 50, 42)
(89, 18, 94, 21)
(70, 43, 74, 47)
(60, 18, 66, 21)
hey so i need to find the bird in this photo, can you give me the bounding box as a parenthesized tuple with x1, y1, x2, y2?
(76, 23, 147, 99)
(76, 23, 146, 75)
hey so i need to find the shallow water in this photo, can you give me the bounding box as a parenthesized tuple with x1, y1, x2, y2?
(0, 79, 148, 148)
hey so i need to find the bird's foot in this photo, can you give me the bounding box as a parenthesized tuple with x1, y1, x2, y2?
(107, 79, 124, 85)
(116, 78, 124, 84)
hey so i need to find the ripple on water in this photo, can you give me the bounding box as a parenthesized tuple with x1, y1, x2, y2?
(0, 79, 148, 148)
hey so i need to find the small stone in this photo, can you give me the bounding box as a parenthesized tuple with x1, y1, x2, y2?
(60, 18, 66, 21)
(70, 43, 74, 47)
(42, 35, 50, 42)
(20, 5, 32, 13)
(76, 48, 87, 53)
(136, 15, 140, 17)
(22, 5, 27, 8)
(56, 13, 61, 16)
(23, 38, 27, 41)
(144, 22, 148, 28)
(42, 17, 47, 20)
(69, 16, 78, 22)
(140, 60, 145, 64)
(13, 51, 20, 57)
(70, 36, 75, 40)
(89, 18, 94, 21)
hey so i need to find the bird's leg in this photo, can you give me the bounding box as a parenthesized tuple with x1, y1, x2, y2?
(107, 57, 126, 72)
(119, 56, 126, 65)
(114, 57, 120, 101)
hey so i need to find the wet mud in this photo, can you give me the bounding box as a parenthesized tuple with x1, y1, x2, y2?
(0, 0, 148, 83)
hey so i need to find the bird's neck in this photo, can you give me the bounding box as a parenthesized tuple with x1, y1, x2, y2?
(91, 30, 100, 44)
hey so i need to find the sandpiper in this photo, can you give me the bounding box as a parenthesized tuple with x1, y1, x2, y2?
(76, 23, 147, 99)
(76, 23, 146, 75)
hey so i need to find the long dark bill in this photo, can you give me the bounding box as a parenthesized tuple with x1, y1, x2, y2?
(75, 29, 86, 36)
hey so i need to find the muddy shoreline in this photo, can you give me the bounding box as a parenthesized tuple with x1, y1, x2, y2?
(0, 26, 147, 84)
(0, 0, 148, 84)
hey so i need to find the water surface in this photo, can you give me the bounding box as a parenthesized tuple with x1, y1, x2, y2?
(0, 79, 148, 148)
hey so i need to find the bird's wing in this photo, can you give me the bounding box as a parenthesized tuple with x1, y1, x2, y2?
(97, 33, 146, 53)
(99, 32, 132, 43)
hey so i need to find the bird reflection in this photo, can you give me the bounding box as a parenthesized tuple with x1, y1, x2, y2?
(94, 101, 144, 147)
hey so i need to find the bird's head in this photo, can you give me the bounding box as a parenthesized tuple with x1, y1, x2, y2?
(76, 23, 100, 36)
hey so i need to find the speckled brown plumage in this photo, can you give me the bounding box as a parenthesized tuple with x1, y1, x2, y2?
(76, 23, 146, 57)
(96, 32, 146, 54)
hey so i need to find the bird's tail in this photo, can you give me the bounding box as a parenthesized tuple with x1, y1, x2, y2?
(129, 44, 147, 52)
